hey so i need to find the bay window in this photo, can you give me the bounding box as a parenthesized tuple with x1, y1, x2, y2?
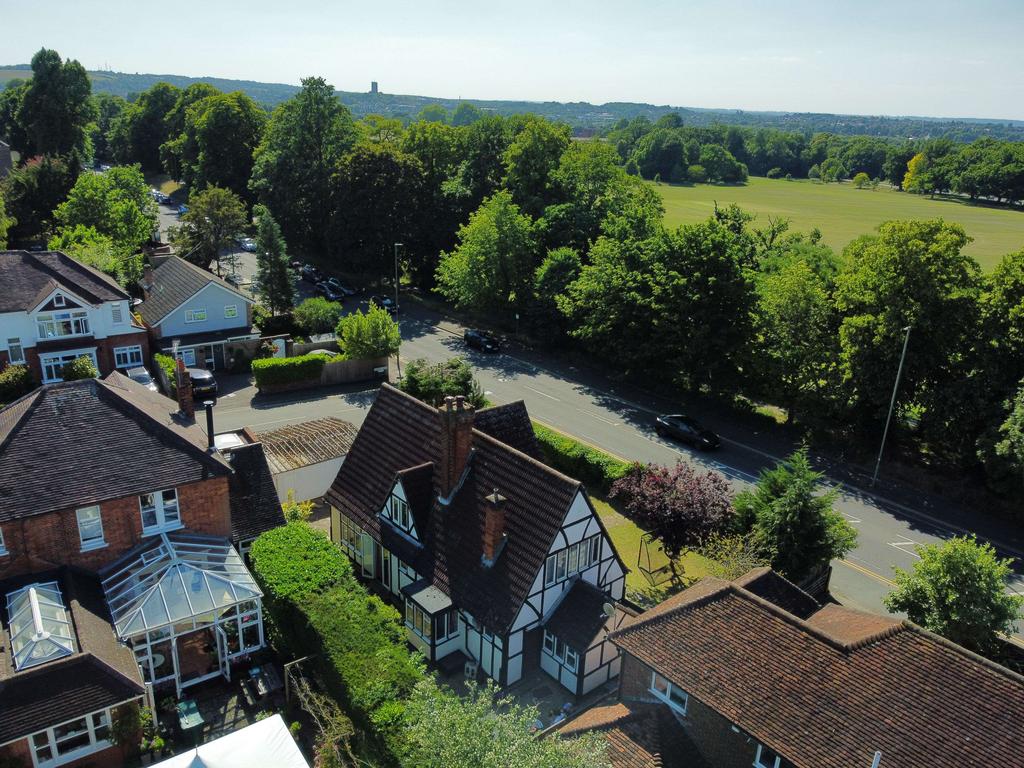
(405, 600, 432, 641)
(139, 489, 180, 533)
(37, 310, 90, 339)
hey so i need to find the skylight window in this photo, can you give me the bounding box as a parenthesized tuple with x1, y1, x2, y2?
(6, 582, 76, 671)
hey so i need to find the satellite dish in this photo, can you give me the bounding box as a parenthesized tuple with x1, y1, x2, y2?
(601, 602, 616, 620)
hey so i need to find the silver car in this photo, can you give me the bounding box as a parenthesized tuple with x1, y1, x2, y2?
(127, 366, 159, 392)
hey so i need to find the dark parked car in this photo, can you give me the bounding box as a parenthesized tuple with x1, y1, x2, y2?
(301, 264, 323, 283)
(188, 368, 218, 399)
(654, 414, 720, 450)
(464, 329, 500, 353)
(369, 295, 398, 315)
(316, 282, 346, 302)
(126, 366, 158, 392)
(325, 277, 357, 297)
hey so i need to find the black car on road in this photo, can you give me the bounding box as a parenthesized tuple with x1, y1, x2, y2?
(369, 295, 398, 315)
(654, 414, 720, 450)
(325, 277, 357, 297)
(188, 368, 218, 400)
(316, 282, 346, 302)
(464, 329, 500, 353)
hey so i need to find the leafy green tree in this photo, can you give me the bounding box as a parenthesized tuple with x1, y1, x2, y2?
(292, 297, 343, 335)
(451, 102, 482, 127)
(980, 382, 1024, 494)
(0, 80, 31, 155)
(108, 82, 180, 171)
(435, 191, 537, 317)
(733, 449, 857, 584)
(2, 154, 75, 241)
(173, 185, 247, 272)
(883, 142, 917, 186)
(416, 104, 448, 123)
(980, 249, 1024, 400)
(159, 82, 221, 178)
(336, 305, 400, 359)
(54, 165, 156, 252)
(531, 247, 581, 337)
(357, 114, 404, 147)
(502, 117, 571, 217)
(0, 364, 36, 404)
(48, 224, 143, 287)
(0, 188, 13, 248)
(399, 357, 486, 408)
(403, 679, 610, 768)
(90, 92, 127, 163)
(451, 115, 516, 211)
(253, 205, 295, 314)
(884, 536, 1022, 658)
(835, 220, 982, 451)
(16, 48, 95, 159)
(330, 143, 424, 275)
(250, 77, 357, 251)
(61, 354, 98, 381)
(852, 171, 871, 188)
(698, 143, 747, 182)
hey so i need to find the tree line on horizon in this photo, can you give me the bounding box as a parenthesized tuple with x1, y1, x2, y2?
(1, 49, 1023, 511)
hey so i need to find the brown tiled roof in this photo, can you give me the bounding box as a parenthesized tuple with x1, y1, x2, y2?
(609, 574, 1024, 768)
(256, 417, 358, 474)
(225, 443, 284, 543)
(474, 401, 543, 460)
(326, 385, 618, 633)
(732, 567, 819, 619)
(559, 702, 705, 768)
(0, 373, 230, 522)
(545, 579, 612, 651)
(0, 250, 128, 312)
(137, 255, 251, 326)
(0, 567, 144, 743)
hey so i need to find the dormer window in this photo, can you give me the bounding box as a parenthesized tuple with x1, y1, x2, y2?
(54, 293, 66, 307)
(391, 497, 410, 529)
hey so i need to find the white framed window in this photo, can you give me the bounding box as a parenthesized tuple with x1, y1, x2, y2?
(53, 293, 66, 308)
(113, 345, 144, 369)
(76, 506, 105, 551)
(436, 607, 459, 639)
(543, 534, 603, 587)
(224, 304, 238, 319)
(405, 599, 432, 641)
(40, 350, 98, 384)
(0, 526, 7, 556)
(542, 630, 579, 673)
(36, 310, 90, 339)
(139, 488, 180, 533)
(398, 561, 417, 581)
(338, 515, 362, 559)
(754, 744, 784, 768)
(185, 308, 207, 323)
(29, 705, 120, 768)
(111, 303, 123, 324)
(650, 671, 688, 715)
(7, 337, 24, 364)
(385, 495, 412, 532)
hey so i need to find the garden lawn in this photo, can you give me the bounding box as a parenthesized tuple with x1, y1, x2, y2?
(590, 495, 711, 595)
(655, 176, 1024, 270)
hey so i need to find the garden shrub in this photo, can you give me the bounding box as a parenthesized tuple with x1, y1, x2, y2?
(153, 353, 177, 394)
(61, 354, 98, 381)
(533, 421, 631, 494)
(0, 364, 36, 404)
(251, 353, 326, 388)
(249, 522, 350, 602)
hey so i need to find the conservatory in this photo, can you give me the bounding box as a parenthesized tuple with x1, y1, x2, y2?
(100, 532, 265, 695)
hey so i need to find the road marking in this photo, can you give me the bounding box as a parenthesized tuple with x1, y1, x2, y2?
(844, 513, 862, 524)
(888, 539, 922, 558)
(523, 385, 560, 401)
(838, 558, 895, 587)
(576, 408, 620, 426)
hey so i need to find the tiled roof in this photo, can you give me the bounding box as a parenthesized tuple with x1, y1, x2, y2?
(732, 567, 819, 619)
(0, 567, 144, 743)
(0, 372, 230, 522)
(137, 255, 250, 326)
(473, 401, 543, 460)
(544, 579, 612, 651)
(609, 572, 1024, 768)
(0, 250, 128, 312)
(225, 443, 284, 543)
(257, 417, 359, 473)
(559, 702, 705, 768)
(326, 384, 604, 633)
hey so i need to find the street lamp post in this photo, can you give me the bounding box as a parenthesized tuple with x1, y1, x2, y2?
(394, 242, 403, 379)
(871, 325, 912, 487)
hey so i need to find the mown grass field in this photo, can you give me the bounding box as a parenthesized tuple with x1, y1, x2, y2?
(655, 176, 1024, 270)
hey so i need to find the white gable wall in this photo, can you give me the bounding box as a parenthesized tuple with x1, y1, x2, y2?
(155, 282, 251, 337)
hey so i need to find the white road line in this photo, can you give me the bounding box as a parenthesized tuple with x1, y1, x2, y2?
(576, 408, 620, 426)
(888, 539, 922, 558)
(523, 385, 560, 401)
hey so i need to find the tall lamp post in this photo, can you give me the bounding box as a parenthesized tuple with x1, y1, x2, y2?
(394, 242, 403, 379)
(871, 325, 912, 487)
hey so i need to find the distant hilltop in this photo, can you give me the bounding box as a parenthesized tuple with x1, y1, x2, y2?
(1, 64, 1022, 142)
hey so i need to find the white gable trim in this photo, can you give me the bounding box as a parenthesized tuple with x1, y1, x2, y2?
(30, 284, 98, 313)
(379, 478, 420, 543)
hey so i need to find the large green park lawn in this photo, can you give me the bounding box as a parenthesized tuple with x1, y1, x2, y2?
(655, 177, 1024, 270)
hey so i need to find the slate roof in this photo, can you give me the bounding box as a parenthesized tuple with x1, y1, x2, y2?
(609, 572, 1024, 768)
(0, 372, 230, 522)
(224, 442, 284, 543)
(559, 702, 705, 768)
(473, 401, 543, 460)
(137, 255, 251, 326)
(0, 567, 144, 744)
(0, 250, 128, 312)
(544, 578, 612, 651)
(256, 417, 359, 473)
(326, 384, 617, 633)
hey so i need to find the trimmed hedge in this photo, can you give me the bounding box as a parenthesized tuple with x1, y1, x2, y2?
(153, 353, 177, 394)
(250, 523, 350, 601)
(251, 353, 326, 388)
(533, 421, 631, 494)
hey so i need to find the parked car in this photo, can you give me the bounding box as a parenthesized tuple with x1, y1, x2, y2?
(464, 329, 500, 353)
(177, 204, 189, 217)
(316, 282, 346, 302)
(654, 414, 720, 450)
(325, 277, 357, 297)
(301, 264, 323, 283)
(369, 295, 398, 315)
(189, 368, 219, 399)
(290, 260, 303, 269)
(126, 366, 159, 392)
(240, 237, 257, 252)
(225, 273, 242, 287)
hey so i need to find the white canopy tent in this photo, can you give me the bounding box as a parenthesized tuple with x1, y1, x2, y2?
(152, 714, 309, 768)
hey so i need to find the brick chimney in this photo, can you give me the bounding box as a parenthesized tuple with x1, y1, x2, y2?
(175, 358, 194, 419)
(439, 395, 474, 498)
(482, 489, 507, 567)
(142, 264, 154, 299)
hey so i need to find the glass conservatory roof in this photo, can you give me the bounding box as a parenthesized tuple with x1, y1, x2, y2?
(6, 581, 77, 671)
(101, 532, 262, 638)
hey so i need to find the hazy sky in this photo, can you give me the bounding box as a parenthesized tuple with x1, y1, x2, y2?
(4, 0, 1022, 119)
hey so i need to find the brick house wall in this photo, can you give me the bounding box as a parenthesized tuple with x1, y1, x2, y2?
(0, 329, 150, 383)
(618, 651, 766, 768)
(0, 475, 231, 580)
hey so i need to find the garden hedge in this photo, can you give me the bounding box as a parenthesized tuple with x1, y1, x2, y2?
(533, 421, 631, 494)
(0, 364, 35, 406)
(153, 353, 177, 394)
(251, 353, 326, 389)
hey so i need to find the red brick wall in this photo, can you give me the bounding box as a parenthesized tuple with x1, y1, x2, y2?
(0, 475, 231, 579)
(619, 652, 766, 768)
(0, 736, 126, 768)
(95, 330, 151, 376)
